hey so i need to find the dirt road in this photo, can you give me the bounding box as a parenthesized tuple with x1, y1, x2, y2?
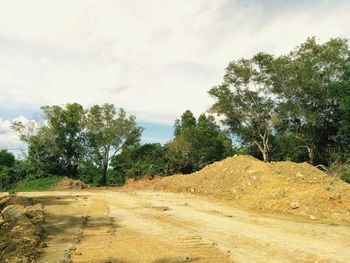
(19, 191, 350, 263)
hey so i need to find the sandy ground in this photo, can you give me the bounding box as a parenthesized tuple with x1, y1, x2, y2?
(18, 190, 350, 263)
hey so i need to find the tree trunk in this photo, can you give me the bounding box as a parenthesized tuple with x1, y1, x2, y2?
(255, 131, 270, 163)
(262, 148, 269, 163)
(99, 163, 108, 185)
(307, 145, 315, 165)
(254, 137, 270, 163)
(67, 164, 78, 179)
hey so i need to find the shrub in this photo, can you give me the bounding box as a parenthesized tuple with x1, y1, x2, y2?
(341, 171, 350, 183)
(0, 166, 15, 190)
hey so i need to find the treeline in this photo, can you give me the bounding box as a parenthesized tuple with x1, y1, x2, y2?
(209, 37, 350, 166)
(1, 37, 350, 189)
(0, 106, 234, 188)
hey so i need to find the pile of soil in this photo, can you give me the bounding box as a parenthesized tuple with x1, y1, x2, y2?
(125, 155, 350, 225)
(0, 195, 46, 262)
(55, 177, 90, 190)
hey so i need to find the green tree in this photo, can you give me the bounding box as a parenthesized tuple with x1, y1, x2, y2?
(331, 64, 350, 161)
(111, 143, 171, 183)
(174, 110, 196, 136)
(167, 110, 233, 173)
(209, 53, 276, 162)
(41, 103, 86, 177)
(270, 134, 308, 162)
(272, 37, 349, 165)
(12, 103, 86, 177)
(0, 149, 15, 167)
(85, 104, 142, 185)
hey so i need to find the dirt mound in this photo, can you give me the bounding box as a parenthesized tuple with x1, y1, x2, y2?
(0, 195, 46, 262)
(127, 155, 350, 225)
(56, 177, 90, 190)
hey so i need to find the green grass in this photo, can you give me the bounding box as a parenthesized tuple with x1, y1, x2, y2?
(4, 176, 61, 192)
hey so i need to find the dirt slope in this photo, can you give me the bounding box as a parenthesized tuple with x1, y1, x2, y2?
(18, 191, 350, 263)
(125, 155, 350, 225)
(55, 177, 90, 190)
(0, 194, 45, 263)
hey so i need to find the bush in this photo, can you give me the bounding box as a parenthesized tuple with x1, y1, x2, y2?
(0, 149, 15, 167)
(111, 143, 173, 182)
(341, 171, 350, 183)
(12, 160, 45, 181)
(0, 166, 15, 190)
(329, 163, 350, 184)
(77, 161, 101, 185)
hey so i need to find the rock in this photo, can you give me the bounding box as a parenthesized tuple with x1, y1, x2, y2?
(310, 215, 316, 220)
(25, 205, 44, 223)
(0, 214, 4, 226)
(190, 187, 195, 193)
(329, 193, 341, 200)
(290, 202, 300, 209)
(1, 205, 26, 223)
(296, 172, 304, 178)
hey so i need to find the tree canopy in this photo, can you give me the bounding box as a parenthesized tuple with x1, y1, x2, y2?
(85, 104, 143, 185)
(209, 53, 276, 162)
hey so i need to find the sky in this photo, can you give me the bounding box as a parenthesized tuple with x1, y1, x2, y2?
(1, 0, 350, 155)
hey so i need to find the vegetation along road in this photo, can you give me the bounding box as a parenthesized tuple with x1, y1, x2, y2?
(18, 190, 350, 263)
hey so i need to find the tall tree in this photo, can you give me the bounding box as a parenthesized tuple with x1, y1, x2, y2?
(0, 149, 15, 167)
(85, 104, 142, 185)
(12, 103, 86, 177)
(174, 110, 196, 136)
(331, 64, 350, 161)
(41, 103, 86, 177)
(167, 110, 233, 173)
(209, 53, 276, 162)
(272, 37, 350, 165)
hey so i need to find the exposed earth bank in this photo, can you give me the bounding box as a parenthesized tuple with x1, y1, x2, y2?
(0, 194, 46, 263)
(124, 155, 350, 225)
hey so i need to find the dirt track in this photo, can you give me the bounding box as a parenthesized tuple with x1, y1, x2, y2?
(19, 190, 350, 263)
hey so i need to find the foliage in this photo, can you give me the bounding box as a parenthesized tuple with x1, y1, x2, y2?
(111, 143, 171, 183)
(85, 104, 143, 185)
(331, 64, 350, 161)
(77, 160, 101, 185)
(167, 111, 234, 173)
(270, 134, 308, 162)
(341, 171, 350, 183)
(272, 37, 350, 165)
(0, 166, 16, 190)
(209, 53, 276, 162)
(40, 103, 86, 177)
(0, 149, 15, 167)
(12, 103, 86, 177)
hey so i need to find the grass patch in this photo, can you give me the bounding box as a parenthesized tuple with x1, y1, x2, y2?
(342, 171, 350, 183)
(4, 176, 61, 192)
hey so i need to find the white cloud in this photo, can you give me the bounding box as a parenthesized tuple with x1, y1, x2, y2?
(0, 116, 29, 156)
(0, 0, 349, 125)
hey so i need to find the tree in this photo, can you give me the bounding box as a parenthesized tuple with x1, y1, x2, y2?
(174, 110, 196, 136)
(270, 134, 308, 162)
(12, 103, 86, 177)
(209, 53, 276, 162)
(85, 104, 142, 185)
(111, 143, 171, 183)
(272, 37, 350, 165)
(41, 103, 86, 177)
(167, 110, 234, 173)
(0, 149, 15, 167)
(331, 64, 350, 161)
